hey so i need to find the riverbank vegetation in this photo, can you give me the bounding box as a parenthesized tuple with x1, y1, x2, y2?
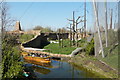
(0, 2, 25, 78)
(70, 54, 118, 78)
(1, 33, 38, 79)
(2, 34, 23, 78)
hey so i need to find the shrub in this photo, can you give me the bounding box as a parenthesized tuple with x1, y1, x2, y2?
(86, 38, 94, 55)
(2, 33, 23, 78)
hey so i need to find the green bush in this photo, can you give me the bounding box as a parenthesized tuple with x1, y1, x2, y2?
(2, 34, 23, 78)
(86, 38, 94, 55)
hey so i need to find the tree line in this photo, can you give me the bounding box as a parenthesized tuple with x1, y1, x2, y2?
(33, 25, 69, 33)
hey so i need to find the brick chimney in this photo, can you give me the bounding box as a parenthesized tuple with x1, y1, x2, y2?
(15, 21, 22, 31)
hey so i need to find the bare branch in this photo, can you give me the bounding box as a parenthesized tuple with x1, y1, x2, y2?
(76, 16, 81, 22)
(67, 18, 73, 21)
(77, 20, 84, 24)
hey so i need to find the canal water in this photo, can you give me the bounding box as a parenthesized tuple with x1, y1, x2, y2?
(23, 59, 100, 78)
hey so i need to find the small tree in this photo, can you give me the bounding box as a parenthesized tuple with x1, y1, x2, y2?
(33, 26, 53, 33)
(33, 26, 43, 30)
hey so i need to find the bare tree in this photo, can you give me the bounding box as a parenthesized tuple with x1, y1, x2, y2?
(0, 1, 14, 36)
(0, 2, 8, 33)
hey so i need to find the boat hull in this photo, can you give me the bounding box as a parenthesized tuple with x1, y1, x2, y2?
(24, 56, 51, 64)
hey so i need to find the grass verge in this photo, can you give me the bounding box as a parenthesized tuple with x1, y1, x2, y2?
(43, 43, 76, 55)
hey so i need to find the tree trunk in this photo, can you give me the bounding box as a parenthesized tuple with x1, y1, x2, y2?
(93, 0, 105, 58)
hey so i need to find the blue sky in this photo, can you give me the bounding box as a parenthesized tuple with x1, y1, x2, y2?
(8, 2, 117, 31)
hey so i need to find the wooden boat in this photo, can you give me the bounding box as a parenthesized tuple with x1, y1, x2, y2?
(24, 59, 53, 68)
(24, 56, 51, 64)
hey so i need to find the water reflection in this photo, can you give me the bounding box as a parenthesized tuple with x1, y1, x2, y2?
(70, 63, 101, 78)
(24, 59, 100, 78)
(33, 66, 51, 74)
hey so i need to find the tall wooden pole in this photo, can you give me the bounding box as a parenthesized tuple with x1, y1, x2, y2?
(75, 17, 81, 47)
(59, 29, 60, 47)
(84, 0, 86, 37)
(76, 22, 78, 47)
(93, 0, 105, 58)
(72, 11, 75, 46)
(110, 9, 113, 29)
(61, 29, 63, 48)
(70, 24, 72, 47)
(105, 1, 108, 47)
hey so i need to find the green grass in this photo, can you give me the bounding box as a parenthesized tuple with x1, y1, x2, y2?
(102, 53, 118, 70)
(100, 45, 119, 70)
(43, 41, 76, 55)
(94, 30, 118, 70)
(43, 38, 87, 55)
(77, 38, 86, 47)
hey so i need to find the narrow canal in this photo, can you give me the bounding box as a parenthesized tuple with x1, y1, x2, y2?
(22, 58, 100, 78)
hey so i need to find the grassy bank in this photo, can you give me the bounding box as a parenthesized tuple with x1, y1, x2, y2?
(44, 43, 76, 55)
(43, 39, 87, 55)
(94, 29, 118, 71)
(70, 41, 119, 78)
(100, 44, 119, 70)
(70, 54, 118, 78)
